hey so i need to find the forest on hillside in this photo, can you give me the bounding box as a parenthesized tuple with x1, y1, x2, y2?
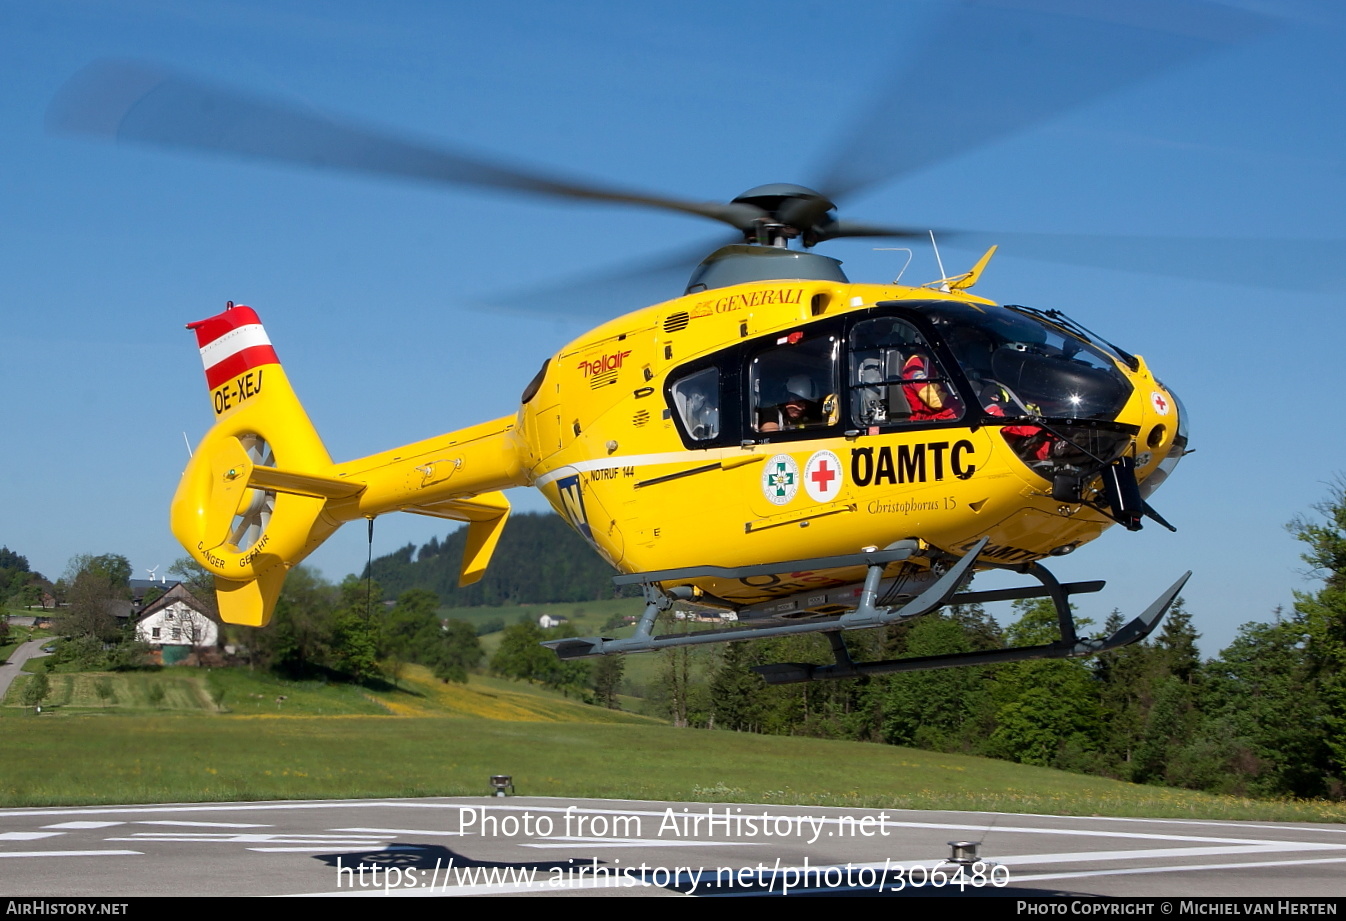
(364, 512, 628, 604)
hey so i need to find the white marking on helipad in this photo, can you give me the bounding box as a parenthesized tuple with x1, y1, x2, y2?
(0, 832, 63, 841)
(1013, 854, 1346, 883)
(334, 827, 463, 837)
(0, 850, 142, 858)
(137, 820, 271, 828)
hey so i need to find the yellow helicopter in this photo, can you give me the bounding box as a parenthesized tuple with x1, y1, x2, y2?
(166, 227, 1188, 682)
(53, 0, 1260, 681)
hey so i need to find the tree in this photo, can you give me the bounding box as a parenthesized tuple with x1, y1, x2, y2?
(661, 638, 695, 728)
(986, 599, 1104, 770)
(0, 547, 45, 616)
(653, 617, 719, 727)
(0, 547, 30, 573)
(877, 607, 1000, 753)
(248, 566, 336, 675)
(1201, 615, 1331, 797)
(146, 682, 166, 708)
(22, 671, 50, 710)
(490, 621, 554, 683)
(431, 620, 483, 683)
(376, 588, 482, 683)
(382, 589, 441, 662)
(66, 554, 132, 595)
(1091, 598, 1205, 782)
(329, 576, 382, 683)
(94, 677, 114, 707)
(1289, 478, 1346, 783)
(592, 652, 625, 709)
(54, 553, 135, 643)
(489, 619, 588, 694)
(1154, 600, 1202, 684)
(709, 641, 769, 732)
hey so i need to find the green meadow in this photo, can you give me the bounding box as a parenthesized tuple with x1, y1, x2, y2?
(3, 662, 1344, 822)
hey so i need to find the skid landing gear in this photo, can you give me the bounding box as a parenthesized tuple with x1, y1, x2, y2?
(542, 538, 1190, 685)
(754, 563, 1190, 684)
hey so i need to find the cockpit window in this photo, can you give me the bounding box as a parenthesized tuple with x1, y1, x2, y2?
(923, 302, 1132, 421)
(848, 317, 963, 427)
(669, 366, 720, 442)
(749, 333, 839, 434)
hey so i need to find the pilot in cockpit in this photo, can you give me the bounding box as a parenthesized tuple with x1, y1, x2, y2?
(760, 374, 823, 432)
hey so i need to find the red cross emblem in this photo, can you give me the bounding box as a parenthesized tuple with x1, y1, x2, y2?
(804, 450, 843, 502)
(811, 459, 836, 491)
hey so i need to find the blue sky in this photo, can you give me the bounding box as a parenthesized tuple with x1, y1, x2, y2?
(3, 0, 1343, 654)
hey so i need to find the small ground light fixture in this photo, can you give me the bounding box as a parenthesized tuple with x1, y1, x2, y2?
(947, 840, 979, 865)
(489, 775, 514, 797)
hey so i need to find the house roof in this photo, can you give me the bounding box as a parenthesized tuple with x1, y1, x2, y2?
(135, 582, 214, 623)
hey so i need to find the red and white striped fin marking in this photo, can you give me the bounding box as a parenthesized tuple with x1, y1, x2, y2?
(187, 306, 280, 416)
(187, 305, 279, 391)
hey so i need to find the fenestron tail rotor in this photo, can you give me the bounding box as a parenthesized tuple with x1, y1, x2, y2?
(225, 435, 275, 553)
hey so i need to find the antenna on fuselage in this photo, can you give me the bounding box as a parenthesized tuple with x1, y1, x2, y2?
(873, 247, 914, 284)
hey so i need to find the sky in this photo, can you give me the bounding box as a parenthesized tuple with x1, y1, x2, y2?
(3, 0, 1344, 655)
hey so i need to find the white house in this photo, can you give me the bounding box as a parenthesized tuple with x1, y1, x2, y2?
(135, 583, 219, 648)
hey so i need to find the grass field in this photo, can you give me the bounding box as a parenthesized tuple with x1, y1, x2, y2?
(1, 661, 1344, 822)
(4, 711, 1345, 821)
(1, 663, 657, 722)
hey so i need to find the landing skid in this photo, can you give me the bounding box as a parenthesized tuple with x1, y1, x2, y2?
(542, 538, 1190, 684)
(754, 567, 1190, 684)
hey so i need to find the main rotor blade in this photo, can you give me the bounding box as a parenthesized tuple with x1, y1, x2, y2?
(814, 0, 1274, 202)
(470, 237, 737, 318)
(944, 232, 1346, 292)
(819, 220, 944, 242)
(48, 61, 762, 231)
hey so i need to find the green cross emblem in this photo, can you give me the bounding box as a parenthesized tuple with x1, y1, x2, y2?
(767, 462, 796, 497)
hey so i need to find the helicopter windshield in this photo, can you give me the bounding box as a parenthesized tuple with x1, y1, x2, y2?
(920, 302, 1132, 422)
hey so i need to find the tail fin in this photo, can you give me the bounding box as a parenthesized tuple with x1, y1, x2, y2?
(172, 304, 525, 628)
(172, 304, 355, 626)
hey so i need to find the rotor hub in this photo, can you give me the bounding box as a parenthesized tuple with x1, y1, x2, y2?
(731, 184, 837, 247)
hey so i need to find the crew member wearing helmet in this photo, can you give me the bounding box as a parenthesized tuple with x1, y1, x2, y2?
(760, 374, 823, 432)
(901, 351, 962, 422)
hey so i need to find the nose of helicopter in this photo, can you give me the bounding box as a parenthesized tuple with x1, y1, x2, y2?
(1136, 386, 1188, 503)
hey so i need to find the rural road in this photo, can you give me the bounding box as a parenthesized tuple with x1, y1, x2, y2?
(0, 638, 48, 699)
(1, 797, 1344, 898)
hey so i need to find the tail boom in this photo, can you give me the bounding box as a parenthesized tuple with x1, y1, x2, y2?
(171, 305, 529, 627)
